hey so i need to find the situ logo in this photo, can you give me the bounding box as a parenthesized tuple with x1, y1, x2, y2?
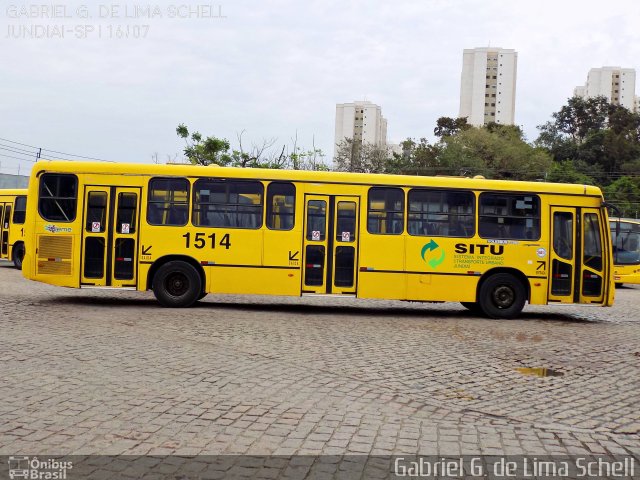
(8, 456, 72, 479)
(454, 243, 504, 255)
(421, 239, 445, 268)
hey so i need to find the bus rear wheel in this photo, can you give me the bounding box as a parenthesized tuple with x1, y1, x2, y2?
(152, 261, 202, 308)
(478, 273, 526, 319)
(12, 243, 25, 270)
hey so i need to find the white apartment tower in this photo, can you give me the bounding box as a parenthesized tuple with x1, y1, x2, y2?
(459, 47, 518, 126)
(573, 67, 638, 112)
(334, 101, 387, 156)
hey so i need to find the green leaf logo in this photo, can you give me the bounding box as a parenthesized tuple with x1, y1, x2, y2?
(421, 239, 445, 268)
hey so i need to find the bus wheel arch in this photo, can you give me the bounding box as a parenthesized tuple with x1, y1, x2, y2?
(147, 255, 206, 307)
(12, 241, 25, 270)
(476, 268, 529, 319)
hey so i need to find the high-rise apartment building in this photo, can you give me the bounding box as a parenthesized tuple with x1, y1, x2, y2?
(459, 47, 517, 126)
(573, 67, 638, 112)
(334, 101, 387, 157)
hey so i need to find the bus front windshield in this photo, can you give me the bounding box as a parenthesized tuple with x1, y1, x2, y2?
(611, 220, 640, 265)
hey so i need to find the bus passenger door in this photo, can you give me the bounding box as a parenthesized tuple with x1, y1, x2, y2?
(1, 203, 8, 258)
(331, 197, 359, 294)
(549, 207, 606, 304)
(548, 207, 576, 303)
(110, 188, 140, 287)
(303, 195, 329, 293)
(82, 188, 110, 286)
(81, 186, 140, 287)
(302, 195, 360, 294)
(579, 208, 606, 304)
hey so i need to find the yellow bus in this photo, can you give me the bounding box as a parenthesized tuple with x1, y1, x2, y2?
(0, 189, 28, 269)
(22, 161, 614, 318)
(609, 218, 640, 286)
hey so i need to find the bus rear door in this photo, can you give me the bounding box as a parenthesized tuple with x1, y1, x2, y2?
(302, 195, 360, 295)
(81, 186, 141, 288)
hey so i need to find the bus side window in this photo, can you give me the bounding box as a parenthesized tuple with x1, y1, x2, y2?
(193, 179, 263, 229)
(266, 182, 295, 230)
(147, 178, 190, 226)
(367, 187, 404, 235)
(407, 189, 474, 238)
(479, 193, 540, 240)
(13, 196, 27, 224)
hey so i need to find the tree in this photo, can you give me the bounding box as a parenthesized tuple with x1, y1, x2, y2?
(536, 96, 640, 184)
(434, 117, 470, 138)
(176, 124, 328, 170)
(176, 124, 231, 166)
(545, 160, 598, 185)
(437, 125, 552, 180)
(604, 176, 640, 218)
(385, 138, 442, 175)
(333, 138, 391, 173)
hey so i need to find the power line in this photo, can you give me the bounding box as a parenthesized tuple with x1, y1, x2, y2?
(0, 136, 114, 162)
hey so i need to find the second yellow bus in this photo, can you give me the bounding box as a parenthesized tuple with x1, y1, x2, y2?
(0, 189, 27, 269)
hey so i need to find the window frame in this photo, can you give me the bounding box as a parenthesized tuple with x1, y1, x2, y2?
(38, 173, 79, 223)
(478, 192, 541, 241)
(146, 177, 190, 227)
(367, 187, 405, 235)
(12, 195, 27, 225)
(192, 178, 264, 230)
(407, 188, 475, 238)
(266, 182, 295, 231)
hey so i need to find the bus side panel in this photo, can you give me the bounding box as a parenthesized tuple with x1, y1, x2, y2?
(357, 272, 406, 300)
(262, 227, 302, 296)
(405, 274, 478, 302)
(209, 266, 299, 296)
(529, 279, 549, 305)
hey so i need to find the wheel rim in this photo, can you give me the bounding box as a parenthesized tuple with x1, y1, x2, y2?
(165, 272, 189, 297)
(492, 285, 515, 309)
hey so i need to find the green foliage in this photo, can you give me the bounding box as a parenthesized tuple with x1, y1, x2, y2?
(176, 124, 327, 170)
(536, 96, 640, 184)
(604, 177, 640, 218)
(333, 138, 391, 173)
(438, 126, 552, 180)
(545, 160, 599, 184)
(176, 123, 231, 166)
(394, 121, 550, 180)
(433, 117, 470, 138)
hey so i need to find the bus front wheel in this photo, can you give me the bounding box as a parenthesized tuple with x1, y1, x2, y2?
(478, 273, 526, 319)
(12, 243, 25, 271)
(152, 261, 202, 308)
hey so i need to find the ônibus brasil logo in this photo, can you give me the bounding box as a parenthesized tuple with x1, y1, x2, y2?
(421, 239, 445, 268)
(8, 456, 73, 479)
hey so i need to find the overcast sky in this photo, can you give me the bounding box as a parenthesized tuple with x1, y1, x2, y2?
(1, 0, 640, 175)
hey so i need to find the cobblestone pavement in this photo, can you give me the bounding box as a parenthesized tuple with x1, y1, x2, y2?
(1, 261, 639, 464)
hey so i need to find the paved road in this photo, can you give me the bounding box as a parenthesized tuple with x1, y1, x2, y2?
(0, 260, 638, 474)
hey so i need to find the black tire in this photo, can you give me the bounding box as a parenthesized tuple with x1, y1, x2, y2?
(12, 243, 25, 271)
(197, 291, 208, 301)
(478, 273, 526, 319)
(152, 261, 202, 308)
(460, 301, 482, 315)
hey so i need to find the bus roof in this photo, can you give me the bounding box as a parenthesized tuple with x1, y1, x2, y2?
(0, 188, 27, 196)
(30, 160, 604, 197)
